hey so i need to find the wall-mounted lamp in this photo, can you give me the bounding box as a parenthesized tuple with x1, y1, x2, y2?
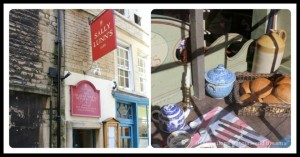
(92, 65, 101, 75)
(83, 64, 101, 75)
(61, 71, 71, 81)
(112, 80, 117, 90)
(48, 68, 71, 81)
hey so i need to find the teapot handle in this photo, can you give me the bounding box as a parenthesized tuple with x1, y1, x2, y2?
(277, 29, 287, 42)
(151, 110, 160, 123)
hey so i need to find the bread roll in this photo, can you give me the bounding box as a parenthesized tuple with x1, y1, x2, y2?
(258, 97, 263, 103)
(240, 93, 261, 103)
(240, 80, 251, 95)
(275, 76, 291, 86)
(251, 77, 273, 98)
(263, 94, 283, 103)
(240, 93, 251, 102)
(273, 84, 291, 104)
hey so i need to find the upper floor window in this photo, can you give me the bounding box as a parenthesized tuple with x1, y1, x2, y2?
(134, 14, 141, 26)
(138, 57, 146, 93)
(115, 9, 129, 18)
(115, 9, 125, 15)
(117, 45, 132, 90)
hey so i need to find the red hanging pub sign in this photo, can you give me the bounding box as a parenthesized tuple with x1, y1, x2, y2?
(90, 9, 117, 61)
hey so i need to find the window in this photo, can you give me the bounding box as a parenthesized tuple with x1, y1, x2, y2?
(115, 9, 129, 18)
(138, 57, 146, 93)
(117, 45, 132, 89)
(137, 105, 148, 148)
(115, 9, 125, 15)
(134, 14, 141, 26)
(120, 125, 132, 148)
(116, 102, 133, 120)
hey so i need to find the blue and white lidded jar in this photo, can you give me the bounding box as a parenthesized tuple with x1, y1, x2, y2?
(205, 64, 236, 99)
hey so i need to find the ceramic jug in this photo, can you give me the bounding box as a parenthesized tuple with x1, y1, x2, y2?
(252, 29, 286, 73)
(151, 104, 185, 133)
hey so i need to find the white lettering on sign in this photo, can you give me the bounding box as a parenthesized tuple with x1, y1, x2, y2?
(93, 22, 114, 49)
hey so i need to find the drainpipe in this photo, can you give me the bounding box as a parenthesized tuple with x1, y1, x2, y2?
(57, 9, 62, 148)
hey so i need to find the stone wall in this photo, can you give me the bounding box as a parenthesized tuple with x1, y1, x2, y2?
(9, 9, 57, 95)
(9, 9, 58, 147)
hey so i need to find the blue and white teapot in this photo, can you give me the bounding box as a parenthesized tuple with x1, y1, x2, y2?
(151, 104, 186, 133)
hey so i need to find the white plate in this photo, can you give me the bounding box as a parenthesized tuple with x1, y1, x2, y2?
(167, 130, 191, 148)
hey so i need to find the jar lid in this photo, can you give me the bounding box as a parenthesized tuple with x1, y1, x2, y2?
(161, 104, 181, 116)
(205, 64, 236, 84)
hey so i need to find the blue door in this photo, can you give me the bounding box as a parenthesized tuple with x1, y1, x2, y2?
(120, 124, 133, 148)
(113, 92, 149, 148)
(116, 102, 134, 148)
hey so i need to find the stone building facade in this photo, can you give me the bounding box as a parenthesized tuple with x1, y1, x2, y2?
(9, 9, 57, 148)
(9, 9, 150, 148)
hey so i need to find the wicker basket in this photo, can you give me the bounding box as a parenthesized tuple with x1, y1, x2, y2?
(233, 72, 291, 117)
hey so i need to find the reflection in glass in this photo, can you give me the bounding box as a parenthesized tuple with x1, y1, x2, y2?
(121, 126, 131, 136)
(138, 105, 149, 147)
(120, 125, 132, 148)
(116, 103, 132, 119)
(121, 138, 131, 148)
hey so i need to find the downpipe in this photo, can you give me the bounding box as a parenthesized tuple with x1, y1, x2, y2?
(56, 9, 62, 148)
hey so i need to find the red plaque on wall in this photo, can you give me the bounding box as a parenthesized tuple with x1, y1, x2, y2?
(90, 9, 117, 61)
(70, 80, 100, 117)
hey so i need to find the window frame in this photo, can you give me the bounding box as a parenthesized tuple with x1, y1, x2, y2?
(138, 57, 146, 93)
(116, 41, 134, 91)
(137, 104, 149, 148)
(119, 124, 134, 148)
(134, 13, 142, 26)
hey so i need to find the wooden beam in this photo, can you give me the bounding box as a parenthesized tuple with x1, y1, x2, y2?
(190, 9, 205, 100)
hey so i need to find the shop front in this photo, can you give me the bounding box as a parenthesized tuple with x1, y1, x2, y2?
(64, 72, 115, 148)
(112, 91, 149, 148)
(63, 72, 149, 148)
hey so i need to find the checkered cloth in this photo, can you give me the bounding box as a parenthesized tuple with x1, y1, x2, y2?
(183, 107, 272, 148)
